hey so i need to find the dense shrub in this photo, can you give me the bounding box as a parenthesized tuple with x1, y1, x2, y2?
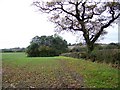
(38, 46, 59, 57)
(26, 35, 68, 57)
(89, 49, 120, 64)
(61, 49, 120, 68)
(26, 43, 40, 57)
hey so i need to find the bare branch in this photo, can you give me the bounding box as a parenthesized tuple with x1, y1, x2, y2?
(92, 13, 120, 43)
(68, 1, 76, 5)
(60, 5, 76, 17)
(81, 2, 86, 20)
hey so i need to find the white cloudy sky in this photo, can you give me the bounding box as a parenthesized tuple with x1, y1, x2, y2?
(0, 0, 118, 49)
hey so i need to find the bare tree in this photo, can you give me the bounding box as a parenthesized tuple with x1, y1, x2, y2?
(33, 0, 120, 53)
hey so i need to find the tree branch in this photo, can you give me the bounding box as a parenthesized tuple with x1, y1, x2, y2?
(92, 13, 120, 43)
(68, 1, 76, 5)
(60, 5, 76, 17)
(81, 2, 86, 20)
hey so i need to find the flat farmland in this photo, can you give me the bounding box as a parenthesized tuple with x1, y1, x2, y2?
(2, 53, 119, 88)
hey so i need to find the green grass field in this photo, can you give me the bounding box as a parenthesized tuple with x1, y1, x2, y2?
(2, 52, 119, 88)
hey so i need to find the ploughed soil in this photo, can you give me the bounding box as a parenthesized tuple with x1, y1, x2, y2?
(2, 59, 84, 88)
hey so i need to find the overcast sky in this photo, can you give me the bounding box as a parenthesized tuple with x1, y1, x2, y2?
(0, 0, 118, 49)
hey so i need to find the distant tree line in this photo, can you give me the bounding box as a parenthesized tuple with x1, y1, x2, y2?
(93, 43, 120, 50)
(1, 47, 25, 52)
(68, 42, 120, 52)
(26, 34, 68, 57)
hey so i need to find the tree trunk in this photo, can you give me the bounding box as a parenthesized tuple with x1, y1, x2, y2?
(86, 43, 96, 62)
(87, 43, 94, 54)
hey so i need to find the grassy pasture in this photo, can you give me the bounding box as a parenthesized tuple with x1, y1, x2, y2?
(2, 52, 119, 88)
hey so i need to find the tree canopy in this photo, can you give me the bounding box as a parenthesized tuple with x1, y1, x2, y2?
(33, 0, 120, 53)
(26, 34, 68, 57)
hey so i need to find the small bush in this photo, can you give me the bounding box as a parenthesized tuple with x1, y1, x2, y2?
(80, 52, 88, 59)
